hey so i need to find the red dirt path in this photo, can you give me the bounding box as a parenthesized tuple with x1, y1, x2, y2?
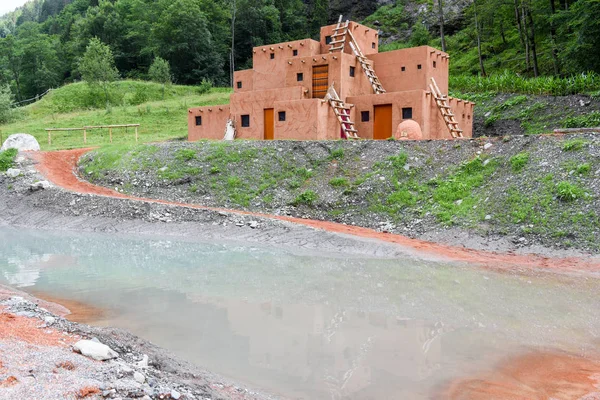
(31, 148, 600, 274)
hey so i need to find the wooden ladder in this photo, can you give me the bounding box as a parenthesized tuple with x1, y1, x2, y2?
(429, 77, 463, 138)
(347, 30, 386, 94)
(325, 84, 359, 139)
(329, 15, 349, 52)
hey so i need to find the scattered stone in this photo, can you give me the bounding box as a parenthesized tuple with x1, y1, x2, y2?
(1, 133, 40, 152)
(44, 316, 56, 325)
(137, 354, 149, 368)
(73, 340, 118, 361)
(171, 389, 182, 399)
(455, 199, 463, 206)
(134, 371, 146, 384)
(484, 215, 492, 220)
(483, 143, 493, 150)
(248, 221, 258, 229)
(30, 181, 52, 191)
(5, 168, 21, 178)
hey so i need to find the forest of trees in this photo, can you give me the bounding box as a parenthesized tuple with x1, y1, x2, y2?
(0, 0, 599, 102)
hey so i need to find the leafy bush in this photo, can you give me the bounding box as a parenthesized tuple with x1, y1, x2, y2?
(510, 152, 530, 172)
(0, 84, 14, 124)
(562, 139, 588, 151)
(556, 181, 585, 201)
(0, 148, 18, 172)
(562, 112, 600, 128)
(293, 190, 318, 206)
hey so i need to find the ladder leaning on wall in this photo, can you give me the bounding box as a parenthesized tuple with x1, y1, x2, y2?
(324, 84, 359, 140)
(329, 15, 386, 95)
(429, 77, 463, 138)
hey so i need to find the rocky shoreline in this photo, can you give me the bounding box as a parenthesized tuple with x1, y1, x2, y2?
(0, 286, 277, 400)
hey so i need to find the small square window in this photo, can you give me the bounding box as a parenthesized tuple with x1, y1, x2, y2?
(372, 42, 376, 49)
(297, 73, 303, 82)
(433, 61, 437, 68)
(417, 64, 422, 70)
(241, 115, 250, 127)
(361, 111, 370, 122)
(402, 107, 413, 119)
(270, 53, 275, 59)
(195, 116, 202, 126)
(237, 81, 242, 89)
(349, 66, 355, 77)
(401, 66, 406, 72)
(325, 36, 332, 45)
(293, 49, 298, 56)
(278, 111, 286, 121)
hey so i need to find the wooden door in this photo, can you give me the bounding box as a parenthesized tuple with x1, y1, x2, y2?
(312, 65, 329, 99)
(264, 108, 274, 140)
(374, 104, 393, 140)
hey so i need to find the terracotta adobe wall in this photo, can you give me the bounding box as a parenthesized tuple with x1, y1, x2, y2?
(368, 46, 449, 93)
(188, 105, 231, 141)
(429, 96, 475, 139)
(251, 39, 321, 91)
(320, 21, 379, 56)
(274, 99, 347, 140)
(233, 69, 254, 93)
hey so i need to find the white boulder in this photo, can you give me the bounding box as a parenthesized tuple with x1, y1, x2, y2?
(1, 134, 40, 152)
(5, 168, 21, 178)
(73, 339, 118, 361)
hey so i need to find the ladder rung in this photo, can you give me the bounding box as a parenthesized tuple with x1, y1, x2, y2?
(331, 33, 346, 38)
(330, 45, 344, 51)
(329, 40, 345, 45)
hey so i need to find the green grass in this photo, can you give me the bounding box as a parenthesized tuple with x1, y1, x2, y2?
(329, 177, 349, 187)
(293, 190, 318, 206)
(562, 112, 600, 128)
(562, 139, 588, 151)
(0, 81, 231, 151)
(556, 181, 586, 202)
(0, 148, 18, 172)
(510, 152, 530, 172)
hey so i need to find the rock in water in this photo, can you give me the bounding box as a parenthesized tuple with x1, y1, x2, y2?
(73, 340, 118, 361)
(1, 134, 40, 152)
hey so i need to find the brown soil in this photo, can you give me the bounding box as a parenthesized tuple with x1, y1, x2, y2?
(0, 308, 76, 347)
(30, 148, 600, 274)
(29, 291, 107, 324)
(441, 350, 600, 400)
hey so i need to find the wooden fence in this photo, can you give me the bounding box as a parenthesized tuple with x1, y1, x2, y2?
(45, 124, 140, 145)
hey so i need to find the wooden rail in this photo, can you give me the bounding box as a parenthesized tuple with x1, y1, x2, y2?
(45, 124, 140, 145)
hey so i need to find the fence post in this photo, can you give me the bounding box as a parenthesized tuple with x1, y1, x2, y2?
(135, 126, 138, 143)
(109, 127, 112, 143)
(83, 129, 87, 144)
(48, 130, 51, 146)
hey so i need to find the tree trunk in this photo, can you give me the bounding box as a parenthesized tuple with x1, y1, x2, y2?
(438, 0, 446, 52)
(548, 0, 560, 75)
(514, 0, 525, 48)
(230, 0, 236, 88)
(526, 7, 539, 77)
(474, 0, 486, 76)
(521, 3, 531, 72)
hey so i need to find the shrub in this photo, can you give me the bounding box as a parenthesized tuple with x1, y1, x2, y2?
(175, 148, 196, 161)
(556, 181, 585, 201)
(510, 152, 530, 172)
(329, 177, 349, 187)
(293, 190, 318, 206)
(0, 84, 14, 123)
(330, 148, 344, 160)
(0, 148, 18, 172)
(577, 163, 591, 175)
(562, 139, 587, 151)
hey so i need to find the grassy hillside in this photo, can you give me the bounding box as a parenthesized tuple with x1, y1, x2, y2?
(0, 81, 231, 150)
(79, 137, 600, 253)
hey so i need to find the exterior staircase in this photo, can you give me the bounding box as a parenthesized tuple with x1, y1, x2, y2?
(429, 77, 463, 138)
(324, 85, 359, 139)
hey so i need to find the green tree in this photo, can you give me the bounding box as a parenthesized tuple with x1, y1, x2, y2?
(79, 37, 119, 107)
(0, 84, 14, 123)
(148, 56, 171, 99)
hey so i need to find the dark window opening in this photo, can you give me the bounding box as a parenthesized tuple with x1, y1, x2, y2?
(325, 36, 332, 45)
(433, 61, 437, 68)
(293, 49, 298, 56)
(297, 73, 303, 82)
(279, 111, 286, 121)
(372, 42, 376, 49)
(270, 53, 275, 59)
(417, 64, 422, 70)
(401, 66, 406, 72)
(402, 107, 413, 119)
(349, 66, 355, 77)
(241, 115, 250, 127)
(361, 111, 370, 122)
(195, 116, 202, 126)
(236, 81, 242, 89)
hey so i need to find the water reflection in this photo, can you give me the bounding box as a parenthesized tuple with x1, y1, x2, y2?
(0, 227, 599, 399)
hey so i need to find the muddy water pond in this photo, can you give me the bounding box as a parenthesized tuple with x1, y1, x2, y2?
(1, 226, 599, 399)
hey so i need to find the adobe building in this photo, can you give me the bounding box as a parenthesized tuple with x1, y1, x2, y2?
(188, 18, 474, 141)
